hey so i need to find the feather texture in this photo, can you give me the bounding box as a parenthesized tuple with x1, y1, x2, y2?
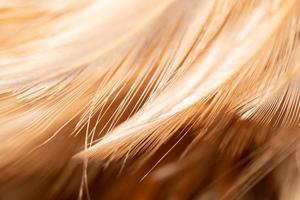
(1, 0, 300, 199)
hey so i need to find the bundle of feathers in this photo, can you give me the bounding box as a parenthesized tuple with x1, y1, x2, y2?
(1, 0, 300, 199)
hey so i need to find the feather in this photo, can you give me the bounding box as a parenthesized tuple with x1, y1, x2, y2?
(1, 0, 300, 199)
